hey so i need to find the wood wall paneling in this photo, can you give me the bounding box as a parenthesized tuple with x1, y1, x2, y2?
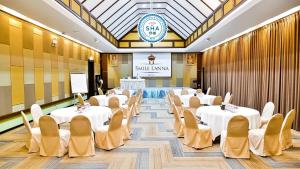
(0, 11, 99, 118)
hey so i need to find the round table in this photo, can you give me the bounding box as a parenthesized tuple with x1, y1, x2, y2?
(51, 106, 112, 131)
(180, 94, 216, 107)
(93, 95, 128, 107)
(173, 88, 196, 96)
(196, 106, 260, 140)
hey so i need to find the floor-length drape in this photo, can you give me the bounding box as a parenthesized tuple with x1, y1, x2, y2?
(202, 12, 300, 130)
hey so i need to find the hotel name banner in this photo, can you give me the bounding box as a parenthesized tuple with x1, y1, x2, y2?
(132, 53, 172, 78)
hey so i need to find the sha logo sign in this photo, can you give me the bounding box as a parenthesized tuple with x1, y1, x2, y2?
(138, 13, 167, 43)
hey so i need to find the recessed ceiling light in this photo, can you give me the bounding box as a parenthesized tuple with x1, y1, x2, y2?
(94, 38, 99, 43)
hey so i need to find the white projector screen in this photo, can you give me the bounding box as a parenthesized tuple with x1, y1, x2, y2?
(133, 53, 171, 78)
(70, 73, 88, 94)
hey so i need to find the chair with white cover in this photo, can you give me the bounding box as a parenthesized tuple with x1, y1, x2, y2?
(39, 115, 70, 157)
(260, 102, 275, 128)
(69, 115, 95, 157)
(220, 115, 250, 158)
(122, 89, 130, 98)
(89, 96, 100, 106)
(167, 93, 174, 114)
(126, 95, 137, 116)
(172, 104, 184, 137)
(223, 92, 232, 104)
(77, 93, 85, 106)
(169, 90, 175, 97)
(21, 111, 41, 153)
(186, 96, 201, 114)
(95, 110, 124, 150)
(135, 92, 142, 115)
(108, 96, 120, 113)
(280, 109, 296, 150)
(173, 95, 183, 116)
(181, 89, 189, 95)
(183, 109, 212, 149)
(212, 96, 222, 105)
(249, 114, 283, 156)
(206, 87, 211, 95)
(31, 104, 43, 127)
(98, 88, 104, 95)
(122, 105, 134, 140)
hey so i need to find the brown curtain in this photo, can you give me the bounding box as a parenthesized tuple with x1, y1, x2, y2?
(202, 11, 300, 130)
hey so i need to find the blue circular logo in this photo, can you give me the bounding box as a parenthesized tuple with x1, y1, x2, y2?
(138, 13, 167, 43)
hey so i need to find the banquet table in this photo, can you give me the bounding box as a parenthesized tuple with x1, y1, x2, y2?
(51, 106, 112, 131)
(180, 94, 216, 106)
(196, 106, 260, 140)
(120, 79, 145, 90)
(173, 88, 196, 96)
(93, 95, 128, 107)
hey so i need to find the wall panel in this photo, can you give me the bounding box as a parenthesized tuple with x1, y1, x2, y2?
(0, 11, 99, 118)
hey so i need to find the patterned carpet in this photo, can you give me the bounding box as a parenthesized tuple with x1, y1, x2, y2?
(0, 98, 300, 169)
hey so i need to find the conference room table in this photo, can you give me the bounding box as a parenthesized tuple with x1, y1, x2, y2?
(93, 95, 128, 107)
(120, 79, 145, 90)
(196, 106, 260, 140)
(51, 106, 112, 131)
(180, 94, 216, 106)
(113, 88, 135, 96)
(173, 88, 196, 96)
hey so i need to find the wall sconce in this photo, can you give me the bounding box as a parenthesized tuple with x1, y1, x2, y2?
(89, 56, 94, 61)
(51, 37, 57, 47)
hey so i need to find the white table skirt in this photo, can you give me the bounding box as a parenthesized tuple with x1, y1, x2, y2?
(51, 106, 112, 131)
(180, 94, 216, 106)
(196, 106, 260, 140)
(93, 95, 128, 106)
(120, 79, 145, 90)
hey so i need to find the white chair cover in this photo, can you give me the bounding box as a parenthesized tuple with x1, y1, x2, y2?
(31, 104, 43, 127)
(206, 87, 211, 95)
(260, 102, 275, 126)
(223, 92, 232, 104)
(21, 111, 41, 153)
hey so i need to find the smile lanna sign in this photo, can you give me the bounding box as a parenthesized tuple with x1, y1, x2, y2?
(138, 13, 168, 43)
(132, 53, 171, 78)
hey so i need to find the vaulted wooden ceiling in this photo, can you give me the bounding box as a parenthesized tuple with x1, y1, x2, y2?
(77, 0, 224, 40)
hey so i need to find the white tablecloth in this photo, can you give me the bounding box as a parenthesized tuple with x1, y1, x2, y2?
(51, 106, 112, 131)
(173, 88, 196, 96)
(114, 88, 135, 96)
(196, 106, 260, 140)
(120, 79, 145, 90)
(93, 95, 128, 106)
(180, 94, 216, 106)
